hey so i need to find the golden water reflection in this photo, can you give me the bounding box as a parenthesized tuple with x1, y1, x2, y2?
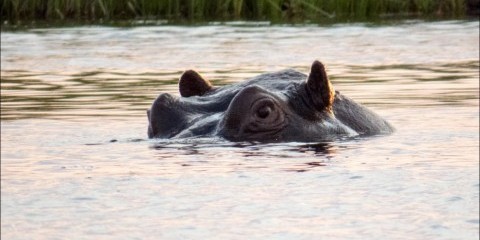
(1, 21, 479, 239)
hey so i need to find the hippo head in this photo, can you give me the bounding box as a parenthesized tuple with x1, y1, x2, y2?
(147, 61, 376, 142)
(217, 62, 359, 142)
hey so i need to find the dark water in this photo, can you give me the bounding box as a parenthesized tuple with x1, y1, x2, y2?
(1, 20, 479, 239)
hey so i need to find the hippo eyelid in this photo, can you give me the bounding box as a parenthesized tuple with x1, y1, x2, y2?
(249, 96, 275, 109)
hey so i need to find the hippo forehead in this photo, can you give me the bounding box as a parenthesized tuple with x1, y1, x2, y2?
(210, 69, 303, 95)
(178, 69, 306, 112)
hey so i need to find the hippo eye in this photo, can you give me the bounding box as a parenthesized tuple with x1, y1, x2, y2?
(243, 97, 287, 137)
(256, 105, 272, 119)
(251, 98, 284, 125)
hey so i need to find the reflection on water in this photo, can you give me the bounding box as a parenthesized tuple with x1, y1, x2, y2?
(150, 140, 338, 170)
(1, 20, 479, 239)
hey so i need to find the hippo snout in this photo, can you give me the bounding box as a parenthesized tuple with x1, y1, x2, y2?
(148, 93, 188, 138)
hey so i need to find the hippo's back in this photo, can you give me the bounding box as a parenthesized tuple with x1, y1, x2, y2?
(207, 69, 306, 96)
(333, 92, 394, 135)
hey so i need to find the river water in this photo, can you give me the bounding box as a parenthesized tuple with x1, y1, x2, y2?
(1, 20, 479, 239)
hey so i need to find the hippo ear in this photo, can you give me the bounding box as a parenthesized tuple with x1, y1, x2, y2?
(179, 70, 213, 97)
(306, 60, 335, 111)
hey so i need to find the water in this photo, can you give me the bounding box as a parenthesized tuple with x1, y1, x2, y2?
(1, 20, 479, 239)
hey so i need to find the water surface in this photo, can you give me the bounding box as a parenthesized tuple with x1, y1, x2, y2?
(1, 20, 479, 239)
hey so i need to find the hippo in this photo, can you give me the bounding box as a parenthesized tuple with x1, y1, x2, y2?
(147, 61, 393, 142)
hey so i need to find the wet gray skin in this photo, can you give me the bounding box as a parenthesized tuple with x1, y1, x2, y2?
(147, 61, 394, 142)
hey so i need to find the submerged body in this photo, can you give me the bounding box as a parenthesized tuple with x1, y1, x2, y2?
(147, 61, 393, 142)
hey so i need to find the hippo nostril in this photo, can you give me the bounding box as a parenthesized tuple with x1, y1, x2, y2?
(257, 105, 272, 119)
